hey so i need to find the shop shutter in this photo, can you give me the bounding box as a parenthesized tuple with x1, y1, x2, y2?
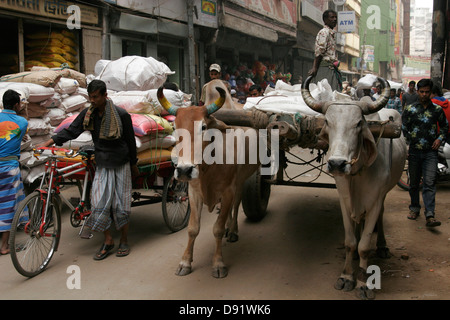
(81, 28, 102, 75)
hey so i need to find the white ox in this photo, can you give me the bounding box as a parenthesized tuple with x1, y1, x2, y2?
(302, 76, 407, 299)
(157, 81, 260, 278)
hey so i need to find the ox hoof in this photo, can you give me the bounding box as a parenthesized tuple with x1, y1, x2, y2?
(212, 266, 228, 278)
(175, 265, 192, 276)
(376, 247, 391, 259)
(356, 286, 376, 300)
(227, 232, 239, 243)
(334, 277, 355, 292)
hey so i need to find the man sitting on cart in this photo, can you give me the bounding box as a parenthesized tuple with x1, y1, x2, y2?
(39, 80, 138, 260)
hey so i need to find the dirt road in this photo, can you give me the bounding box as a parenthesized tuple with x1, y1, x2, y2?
(1, 147, 449, 303)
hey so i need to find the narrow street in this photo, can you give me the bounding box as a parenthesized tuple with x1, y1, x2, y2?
(1, 147, 449, 303)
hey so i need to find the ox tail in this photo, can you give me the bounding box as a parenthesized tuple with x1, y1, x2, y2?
(157, 87, 179, 115)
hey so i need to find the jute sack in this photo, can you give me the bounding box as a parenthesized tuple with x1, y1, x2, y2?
(0, 70, 62, 87)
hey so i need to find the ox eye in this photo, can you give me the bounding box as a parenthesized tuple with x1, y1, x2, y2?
(356, 120, 362, 128)
(201, 124, 207, 131)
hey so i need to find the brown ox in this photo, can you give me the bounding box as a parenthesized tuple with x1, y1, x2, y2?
(157, 83, 259, 278)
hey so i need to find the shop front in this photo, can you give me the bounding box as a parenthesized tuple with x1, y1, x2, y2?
(210, 0, 297, 94)
(0, 0, 101, 76)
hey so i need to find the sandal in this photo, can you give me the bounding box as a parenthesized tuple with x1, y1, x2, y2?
(407, 211, 419, 220)
(426, 217, 441, 227)
(93, 243, 114, 260)
(116, 243, 130, 257)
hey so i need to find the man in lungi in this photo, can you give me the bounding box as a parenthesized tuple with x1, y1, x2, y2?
(308, 9, 342, 91)
(0, 90, 28, 255)
(39, 80, 138, 260)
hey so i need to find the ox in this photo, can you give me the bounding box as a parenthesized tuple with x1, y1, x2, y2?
(157, 81, 260, 278)
(302, 76, 407, 299)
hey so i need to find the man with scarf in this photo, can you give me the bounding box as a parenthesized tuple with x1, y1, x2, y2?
(39, 80, 138, 260)
(0, 90, 28, 255)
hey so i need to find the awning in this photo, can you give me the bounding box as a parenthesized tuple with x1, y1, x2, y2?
(117, 13, 188, 37)
(221, 13, 278, 42)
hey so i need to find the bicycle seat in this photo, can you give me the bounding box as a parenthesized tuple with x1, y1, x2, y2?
(79, 145, 95, 157)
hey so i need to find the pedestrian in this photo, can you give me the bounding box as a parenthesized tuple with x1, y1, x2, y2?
(360, 88, 375, 103)
(431, 84, 450, 139)
(372, 85, 382, 100)
(0, 89, 28, 255)
(199, 63, 222, 105)
(397, 88, 403, 101)
(401, 78, 449, 227)
(308, 9, 342, 91)
(386, 88, 402, 114)
(38, 80, 139, 259)
(248, 84, 263, 97)
(402, 81, 419, 109)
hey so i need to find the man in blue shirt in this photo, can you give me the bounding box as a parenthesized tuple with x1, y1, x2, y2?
(0, 89, 28, 255)
(402, 79, 449, 227)
(386, 88, 402, 114)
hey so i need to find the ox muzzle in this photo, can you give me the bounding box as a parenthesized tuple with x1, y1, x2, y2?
(327, 157, 352, 175)
(174, 163, 199, 181)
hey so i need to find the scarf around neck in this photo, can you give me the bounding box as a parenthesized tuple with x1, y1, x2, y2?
(83, 99, 123, 140)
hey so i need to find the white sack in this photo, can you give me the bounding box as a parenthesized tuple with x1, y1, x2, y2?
(94, 56, 175, 91)
(60, 94, 88, 113)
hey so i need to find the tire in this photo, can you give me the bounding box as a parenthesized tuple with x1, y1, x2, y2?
(162, 172, 190, 232)
(242, 168, 271, 222)
(9, 190, 61, 277)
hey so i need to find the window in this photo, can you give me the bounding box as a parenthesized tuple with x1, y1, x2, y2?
(122, 40, 145, 56)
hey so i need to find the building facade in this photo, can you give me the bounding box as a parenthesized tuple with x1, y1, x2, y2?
(0, 0, 102, 76)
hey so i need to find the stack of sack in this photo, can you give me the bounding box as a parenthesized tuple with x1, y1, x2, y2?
(0, 56, 189, 185)
(243, 79, 335, 116)
(24, 29, 78, 70)
(0, 67, 89, 185)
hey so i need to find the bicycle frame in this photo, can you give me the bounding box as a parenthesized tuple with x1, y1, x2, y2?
(33, 147, 95, 237)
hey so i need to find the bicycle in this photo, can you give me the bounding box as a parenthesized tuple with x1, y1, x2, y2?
(9, 145, 95, 277)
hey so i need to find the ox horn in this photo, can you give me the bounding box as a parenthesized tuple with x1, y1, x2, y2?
(157, 87, 179, 116)
(364, 77, 390, 114)
(206, 87, 226, 115)
(301, 76, 325, 113)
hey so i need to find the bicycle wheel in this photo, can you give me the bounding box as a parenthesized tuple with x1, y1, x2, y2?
(162, 172, 190, 232)
(9, 190, 61, 277)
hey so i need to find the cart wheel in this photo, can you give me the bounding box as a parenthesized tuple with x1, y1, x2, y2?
(162, 172, 190, 232)
(242, 168, 271, 222)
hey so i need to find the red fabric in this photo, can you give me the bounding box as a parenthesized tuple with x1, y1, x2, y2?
(433, 97, 450, 133)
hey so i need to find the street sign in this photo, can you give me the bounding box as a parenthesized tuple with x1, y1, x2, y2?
(338, 11, 356, 33)
(333, 0, 347, 5)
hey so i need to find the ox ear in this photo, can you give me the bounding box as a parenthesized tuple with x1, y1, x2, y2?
(206, 115, 230, 131)
(362, 126, 378, 167)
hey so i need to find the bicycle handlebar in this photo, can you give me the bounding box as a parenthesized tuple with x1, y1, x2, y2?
(33, 146, 78, 159)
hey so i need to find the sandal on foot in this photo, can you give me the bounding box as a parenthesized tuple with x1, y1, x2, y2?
(116, 243, 130, 257)
(407, 211, 419, 220)
(426, 217, 441, 227)
(93, 243, 114, 260)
